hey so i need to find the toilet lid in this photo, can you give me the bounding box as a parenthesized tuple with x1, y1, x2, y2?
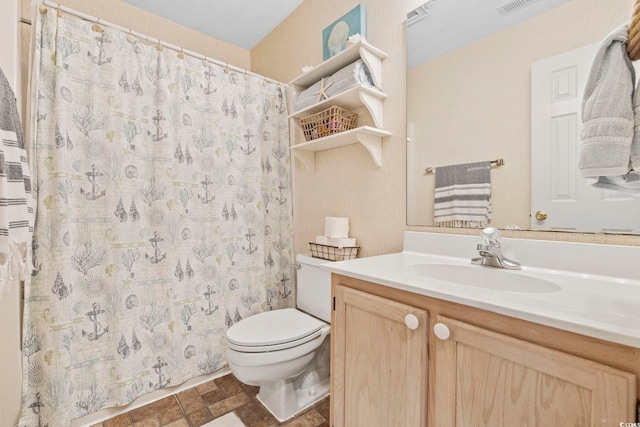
(226, 308, 325, 348)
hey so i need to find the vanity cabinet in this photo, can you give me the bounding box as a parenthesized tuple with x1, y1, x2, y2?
(434, 315, 635, 426)
(331, 285, 428, 427)
(331, 275, 639, 427)
(288, 40, 390, 173)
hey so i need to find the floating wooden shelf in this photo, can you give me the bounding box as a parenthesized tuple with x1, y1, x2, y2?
(290, 126, 391, 173)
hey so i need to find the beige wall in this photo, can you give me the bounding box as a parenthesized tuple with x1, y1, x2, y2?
(1, 0, 20, 88)
(253, 0, 640, 255)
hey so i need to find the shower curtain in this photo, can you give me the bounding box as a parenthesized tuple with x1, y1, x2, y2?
(20, 7, 293, 427)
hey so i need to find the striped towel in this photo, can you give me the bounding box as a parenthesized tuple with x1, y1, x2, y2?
(0, 68, 33, 298)
(434, 161, 491, 228)
(0, 130, 32, 294)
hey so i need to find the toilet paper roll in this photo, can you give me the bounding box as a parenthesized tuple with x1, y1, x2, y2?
(324, 217, 349, 238)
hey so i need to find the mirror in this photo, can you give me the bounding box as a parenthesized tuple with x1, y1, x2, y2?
(406, 0, 635, 232)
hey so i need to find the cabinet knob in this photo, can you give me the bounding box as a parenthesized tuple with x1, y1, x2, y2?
(434, 323, 450, 340)
(405, 314, 419, 330)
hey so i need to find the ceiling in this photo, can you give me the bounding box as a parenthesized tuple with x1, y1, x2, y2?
(122, 0, 304, 50)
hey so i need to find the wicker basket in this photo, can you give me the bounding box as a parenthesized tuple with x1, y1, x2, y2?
(300, 106, 357, 141)
(309, 242, 359, 261)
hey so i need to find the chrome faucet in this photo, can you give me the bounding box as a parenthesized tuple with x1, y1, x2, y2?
(471, 227, 521, 269)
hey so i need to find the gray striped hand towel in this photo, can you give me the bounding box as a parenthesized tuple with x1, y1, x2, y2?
(434, 161, 491, 228)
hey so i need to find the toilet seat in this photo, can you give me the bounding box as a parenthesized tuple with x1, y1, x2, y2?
(226, 308, 326, 353)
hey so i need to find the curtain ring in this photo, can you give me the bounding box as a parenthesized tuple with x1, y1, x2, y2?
(156, 39, 163, 51)
(263, 76, 268, 86)
(92, 18, 103, 33)
(177, 48, 185, 60)
(244, 70, 249, 81)
(38, 3, 47, 14)
(126, 30, 136, 44)
(56, 4, 63, 17)
(224, 63, 230, 74)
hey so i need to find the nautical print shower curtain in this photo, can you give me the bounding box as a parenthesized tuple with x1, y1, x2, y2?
(20, 7, 293, 427)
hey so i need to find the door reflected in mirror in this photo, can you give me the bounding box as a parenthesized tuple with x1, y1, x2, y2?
(406, 0, 638, 233)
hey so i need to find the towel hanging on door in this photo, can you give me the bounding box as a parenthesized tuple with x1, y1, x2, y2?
(579, 24, 636, 178)
(434, 161, 491, 228)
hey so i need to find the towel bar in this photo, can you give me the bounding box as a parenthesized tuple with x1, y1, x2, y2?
(424, 158, 504, 175)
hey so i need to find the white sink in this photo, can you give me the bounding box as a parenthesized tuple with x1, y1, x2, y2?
(321, 232, 640, 348)
(405, 263, 561, 293)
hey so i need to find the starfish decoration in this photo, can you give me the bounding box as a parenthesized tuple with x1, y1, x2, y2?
(313, 77, 334, 102)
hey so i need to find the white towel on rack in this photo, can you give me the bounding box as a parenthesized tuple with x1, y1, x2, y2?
(434, 161, 491, 228)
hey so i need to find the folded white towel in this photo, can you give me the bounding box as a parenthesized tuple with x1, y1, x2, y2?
(293, 60, 376, 112)
(579, 24, 636, 178)
(434, 162, 491, 228)
(315, 236, 356, 247)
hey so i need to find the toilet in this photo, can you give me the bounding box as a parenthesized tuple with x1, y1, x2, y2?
(225, 254, 331, 422)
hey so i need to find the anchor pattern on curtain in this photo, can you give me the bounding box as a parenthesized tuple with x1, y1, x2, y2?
(20, 7, 292, 427)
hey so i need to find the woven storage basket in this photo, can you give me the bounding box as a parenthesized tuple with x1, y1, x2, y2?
(309, 242, 359, 261)
(300, 106, 357, 141)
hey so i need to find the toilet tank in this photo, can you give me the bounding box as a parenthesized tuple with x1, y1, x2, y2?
(296, 254, 331, 323)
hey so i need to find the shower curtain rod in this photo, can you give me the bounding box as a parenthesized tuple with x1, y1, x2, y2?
(36, 0, 286, 86)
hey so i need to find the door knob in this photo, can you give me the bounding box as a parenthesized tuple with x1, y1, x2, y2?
(405, 314, 419, 330)
(535, 210, 548, 221)
(434, 323, 450, 340)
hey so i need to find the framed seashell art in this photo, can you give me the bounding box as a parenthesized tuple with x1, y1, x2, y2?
(322, 4, 366, 61)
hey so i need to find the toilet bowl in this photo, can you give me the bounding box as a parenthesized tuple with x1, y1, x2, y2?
(225, 254, 331, 422)
(226, 308, 330, 421)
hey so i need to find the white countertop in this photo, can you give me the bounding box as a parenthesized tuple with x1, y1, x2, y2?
(321, 232, 640, 349)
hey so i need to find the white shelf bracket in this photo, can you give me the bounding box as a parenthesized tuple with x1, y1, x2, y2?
(359, 90, 384, 129)
(359, 46, 383, 89)
(357, 131, 384, 167)
(292, 149, 315, 174)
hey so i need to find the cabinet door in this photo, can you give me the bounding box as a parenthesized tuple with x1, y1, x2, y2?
(332, 286, 428, 427)
(434, 316, 637, 426)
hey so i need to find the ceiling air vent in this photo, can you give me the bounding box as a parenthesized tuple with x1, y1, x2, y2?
(497, 0, 541, 15)
(407, 3, 430, 26)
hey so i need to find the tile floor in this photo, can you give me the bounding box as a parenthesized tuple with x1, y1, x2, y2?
(91, 373, 330, 427)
